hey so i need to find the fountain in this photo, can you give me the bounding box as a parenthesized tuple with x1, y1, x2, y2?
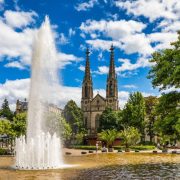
(15, 16, 63, 170)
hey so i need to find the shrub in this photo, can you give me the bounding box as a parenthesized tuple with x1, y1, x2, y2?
(0, 148, 8, 155)
(70, 145, 100, 150)
(113, 145, 155, 151)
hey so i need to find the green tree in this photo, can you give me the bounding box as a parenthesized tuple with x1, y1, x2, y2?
(11, 112, 27, 137)
(59, 117, 72, 145)
(98, 129, 118, 149)
(98, 107, 122, 132)
(74, 132, 85, 145)
(145, 96, 158, 142)
(120, 126, 141, 149)
(0, 119, 13, 136)
(63, 100, 84, 134)
(148, 31, 180, 90)
(122, 92, 146, 141)
(154, 92, 180, 140)
(0, 99, 13, 120)
(148, 31, 180, 141)
(45, 112, 72, 145)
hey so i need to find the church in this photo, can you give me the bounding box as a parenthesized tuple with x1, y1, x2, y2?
(81, 45, 119, 136)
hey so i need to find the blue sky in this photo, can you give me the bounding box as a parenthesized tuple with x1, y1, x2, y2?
(0, 0, 179, 110)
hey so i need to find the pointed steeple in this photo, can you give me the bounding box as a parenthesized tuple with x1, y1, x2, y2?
(106, 45, 118, 107)
(108, 44, 116, 79)
(84, 47, 91, 81)
(82, 47, 93, 100)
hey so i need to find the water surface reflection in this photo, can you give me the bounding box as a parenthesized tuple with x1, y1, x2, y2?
(0, 153, 180, 179)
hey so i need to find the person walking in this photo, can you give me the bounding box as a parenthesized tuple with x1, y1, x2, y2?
(96, 142, 98, 153)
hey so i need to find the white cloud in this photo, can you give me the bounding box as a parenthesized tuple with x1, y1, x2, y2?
(4, 61, 26, 70)
(75, 0, 98, 11)
(0, 0, 4, 3)
(0, 78, 158, 111)
(59, 33, 69, 45)
(86, 39, 122, 51)
(57, 52, 83, 68)
(0, 79, 30, 110)
(121, 33, 153, 55)
(118, 91, 130, 109)
(78, 65, 85, 72)
(80, 19, 154, 55)
(160, 86, 180, 93)
(123, 84, 137, 89)
(0, 78, 131, 110)
(117, 57, 152, 72)
(80, 19, 146, 39)
(4, 10, 37, 28)
(106, 13, 119, 20)
(94, 66, 109, 74)
(115, 0, 179, 22)
(68, 28, 76, 37)
(115, 0, 180, 47)
(93, 56, 153, 75)
(0, 10, 82, 70)
(148, 32, 178, 50)
(0, 18, 37, 66)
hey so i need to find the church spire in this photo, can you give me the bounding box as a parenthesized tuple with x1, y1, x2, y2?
(82, 47, 93, 100)
(108, 44, 116, 79)
(84, 47, 91, 81)
(106, 45, 118, 108)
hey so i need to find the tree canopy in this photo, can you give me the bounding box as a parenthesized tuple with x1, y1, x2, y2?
(63, 100, 84, 134)
(154, 92, 180, 140)
(98, 129, 118, 148)
(120, 126, 140, 149)
(122, 92, 146, 140)
(0, 98, 13, 120)
(98, 107, 121, 132)
(11, 112, 27, 137)
(148, 31, 180, 90)
(145, 96, 159, 142)
(148, 31, 180, 142)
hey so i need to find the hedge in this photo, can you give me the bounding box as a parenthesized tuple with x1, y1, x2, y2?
(113, 145, 156, 151)
(70, 145, 155, 151)
(70, 146, 99, 150)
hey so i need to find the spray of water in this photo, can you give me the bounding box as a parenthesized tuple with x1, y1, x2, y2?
(15, 16, 63, 170)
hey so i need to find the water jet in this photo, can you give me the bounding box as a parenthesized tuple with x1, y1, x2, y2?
(15, 16, 64, 170)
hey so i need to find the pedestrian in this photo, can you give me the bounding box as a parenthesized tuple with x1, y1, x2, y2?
(96, 142, 98, 153)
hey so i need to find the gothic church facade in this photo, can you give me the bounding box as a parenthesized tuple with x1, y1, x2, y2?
(81, 45, 119, 135)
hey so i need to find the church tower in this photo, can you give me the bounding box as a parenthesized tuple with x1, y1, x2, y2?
(81, 48, 93, 132)
(106, 45, 119, 110)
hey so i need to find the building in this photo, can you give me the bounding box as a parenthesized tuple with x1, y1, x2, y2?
(16, 99, 63, 115)
(47, 103, 63, 116)
(81, 45, 119, 136)
(16, 99, 28, 114)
